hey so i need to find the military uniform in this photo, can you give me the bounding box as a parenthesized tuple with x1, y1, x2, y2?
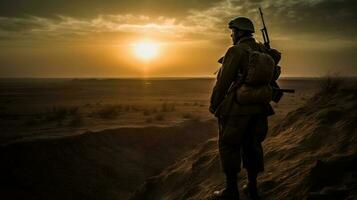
(210, 36, 274, 175)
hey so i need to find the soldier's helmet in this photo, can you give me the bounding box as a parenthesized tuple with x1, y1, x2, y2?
(228, 17, 255, 33)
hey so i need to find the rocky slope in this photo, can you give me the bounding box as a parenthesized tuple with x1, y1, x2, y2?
(130, 80, 357, 200)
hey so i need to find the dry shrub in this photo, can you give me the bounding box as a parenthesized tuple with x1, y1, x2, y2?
(143, 109, 151, 116)
(161, 102, 175, 112)
(68, 106, 79, 115)
(154, 114, 165, 121)
(83, 103, 92, 108)
(45, 106, 68, 121)
(192, 102, 199, 106)
(93, 105, 121, 119)
(25, 106, 80, 126)
(145, 117, 153, 123)
(182, 113, 201, 121)
(44, 106, 79, 122)
(151, 108, 158, 113)
(68, 113, 84, 127)
(319, 75, 344, 95)
(130, 105, 140, 112)
(182, 113, 193, 119)
(125, 105, 131, 111)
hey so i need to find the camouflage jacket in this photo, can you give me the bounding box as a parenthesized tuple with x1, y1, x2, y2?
(209, 37, 275, 117)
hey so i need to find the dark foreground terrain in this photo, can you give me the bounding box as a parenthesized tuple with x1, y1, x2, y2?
(0, 78, 356, 199)
(0, 120, 217, 200)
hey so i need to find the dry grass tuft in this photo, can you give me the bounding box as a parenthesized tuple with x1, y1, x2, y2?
(182, 113, 194, 119)
(44, 106, 79, 122)
(182, 113, 201, 121)
(92, 105, 122, 119)
(143, 109, 151, 116)
(318, 75, 344, 95)
(154, 113, 165, 121)
(161, 102, 175, 112)
(145, 117, 153, 123)
(68, 113, 84, 127)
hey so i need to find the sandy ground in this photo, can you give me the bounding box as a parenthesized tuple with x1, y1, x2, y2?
(0, 78, 317, 144)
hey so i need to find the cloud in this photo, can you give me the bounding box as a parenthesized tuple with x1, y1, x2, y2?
(0, 0, 258, 44)
(0, 0, 221, 18)
(265, 0, 357, 38)
(0, 0, 356, 47)
(0, 15, 203, 42)
(0, 0, 356, 77)
(0, 15, 180, 44)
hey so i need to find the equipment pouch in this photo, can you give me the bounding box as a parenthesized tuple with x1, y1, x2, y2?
(236, 84, 273, 104)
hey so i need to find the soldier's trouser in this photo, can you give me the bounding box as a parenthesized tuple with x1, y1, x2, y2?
(218, 115, 268, 174)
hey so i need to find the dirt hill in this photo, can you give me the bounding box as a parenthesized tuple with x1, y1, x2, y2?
(130, 80, 357, 200)
(0, 120, 217, 200)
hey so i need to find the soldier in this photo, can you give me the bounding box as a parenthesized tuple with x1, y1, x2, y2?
(210, 17, 278, 200)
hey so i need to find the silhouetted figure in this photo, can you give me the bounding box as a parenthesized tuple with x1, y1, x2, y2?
(209, 16, 282, 200)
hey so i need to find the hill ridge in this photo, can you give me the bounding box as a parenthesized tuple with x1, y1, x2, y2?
(130, 80, 357, 200)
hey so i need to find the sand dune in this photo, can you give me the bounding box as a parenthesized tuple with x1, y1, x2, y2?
(0, 120, 217, 200)
(130, 81, 357, 200)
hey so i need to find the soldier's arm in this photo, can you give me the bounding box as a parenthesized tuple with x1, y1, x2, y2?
(210, 46, 242, 112)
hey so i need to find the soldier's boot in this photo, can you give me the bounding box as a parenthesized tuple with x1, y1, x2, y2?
(212, 173, 240, 200)
(243, 171, 261, 200)
(213, 188, 240, 200)
(242, 182, 260, 200)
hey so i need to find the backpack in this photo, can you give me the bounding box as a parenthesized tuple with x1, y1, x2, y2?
(245, 50, 275, 85)
(236, 47, 277, 104)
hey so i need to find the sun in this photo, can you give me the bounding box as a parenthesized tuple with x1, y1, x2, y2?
(133, 40, 159, 61)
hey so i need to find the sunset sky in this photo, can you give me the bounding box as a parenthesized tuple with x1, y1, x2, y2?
(0, 0, 356, 77)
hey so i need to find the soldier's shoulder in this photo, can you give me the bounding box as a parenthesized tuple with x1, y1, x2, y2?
(244, 41, 266, 52)
(227, 44, 249, 54)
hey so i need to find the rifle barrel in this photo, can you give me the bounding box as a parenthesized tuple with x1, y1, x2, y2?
(276, 89, 295, 93)
(259, 7, 270, 48)
(259, 7, 266, 28)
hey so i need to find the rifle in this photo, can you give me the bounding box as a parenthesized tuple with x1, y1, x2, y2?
(274, 88, 295, 93)
(259, 7, 270, 49)
(271, 87, 294, 103)
(259, 7, 295, 102)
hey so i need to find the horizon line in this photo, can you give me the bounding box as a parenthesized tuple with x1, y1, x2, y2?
(0, 75, 356, 79)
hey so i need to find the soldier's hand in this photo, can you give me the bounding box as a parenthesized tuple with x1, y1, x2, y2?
(209, 104, 216, 115)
